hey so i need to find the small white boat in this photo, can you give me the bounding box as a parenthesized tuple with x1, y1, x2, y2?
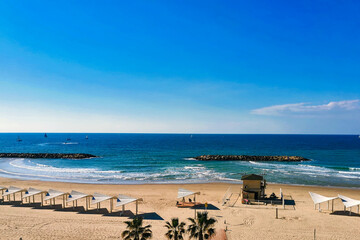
(17, 136, 22, 142)
(85, 136, 88, 140)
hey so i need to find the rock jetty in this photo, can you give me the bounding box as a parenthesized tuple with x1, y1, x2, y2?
(0, 153, 97, 159)
(194, 155, 309, 162)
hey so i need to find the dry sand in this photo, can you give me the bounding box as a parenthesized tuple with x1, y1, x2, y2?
(1, 177, 360, 239)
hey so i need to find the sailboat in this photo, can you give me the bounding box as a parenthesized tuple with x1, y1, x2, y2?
(85, 135, 88, 140)
(44, 133, 48, 138)
(17, 136, 22, 142)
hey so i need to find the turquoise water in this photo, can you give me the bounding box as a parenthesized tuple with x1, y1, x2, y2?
(0, 133, 359, 187)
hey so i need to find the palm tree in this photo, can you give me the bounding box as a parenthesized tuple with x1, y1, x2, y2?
(187, 212, 217, 240)
(165, 217, 186, 240)
(121, 217, 152, 240)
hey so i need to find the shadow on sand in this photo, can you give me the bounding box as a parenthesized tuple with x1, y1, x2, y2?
(191, 204, 220, 210)
(133, 212, 164, 220)
(331, 211, 360, 217)
(55, 206, 86, 212)
(77, 208, 109, 215)
(104, 210, 134, 217)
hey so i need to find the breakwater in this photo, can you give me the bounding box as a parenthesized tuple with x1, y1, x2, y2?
(194, 155, 309, 162)
(0, 153, 97, 159)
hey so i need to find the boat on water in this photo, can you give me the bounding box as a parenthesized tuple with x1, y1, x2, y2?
(66, 138, 71, 141)
(85, 135, 88, 140)
(17, 136, 22, 142)
(44, 133, 48, 138)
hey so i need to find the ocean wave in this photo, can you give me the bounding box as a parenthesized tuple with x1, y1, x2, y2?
(0, 158, 234, 183)
(9, 159, 123, 174)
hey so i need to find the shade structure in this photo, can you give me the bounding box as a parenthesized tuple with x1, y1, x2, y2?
(0, 186, 7, 200)
(23, 188, 45, 198)
(44, 189, 67, 208)
(22, 188, 46, 205)
(177, 188, 200, 199)
(309, 192, 337, 212)
(338, 194, 360, 215)
(91, 192, 116, 213)
(67, 190, 92, 211)
(116, 194, 143, 215)
(2, 186, 26, 202)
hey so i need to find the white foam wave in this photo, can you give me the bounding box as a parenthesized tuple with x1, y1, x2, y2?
(9, 159, 122, 174)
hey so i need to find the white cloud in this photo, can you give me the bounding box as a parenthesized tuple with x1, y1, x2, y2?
(251, 100, 360, 116)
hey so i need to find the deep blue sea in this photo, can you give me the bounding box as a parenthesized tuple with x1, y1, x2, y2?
(0, 133, 359, 187)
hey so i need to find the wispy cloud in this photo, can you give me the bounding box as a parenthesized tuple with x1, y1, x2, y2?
(251, 100, 360, 116)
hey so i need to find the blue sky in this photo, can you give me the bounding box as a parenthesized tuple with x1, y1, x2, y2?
(0, 1, 359, 133)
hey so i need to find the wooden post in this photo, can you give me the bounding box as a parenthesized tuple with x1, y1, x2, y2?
(314, 229, 316, 240)
(122, 205, 125, 215)
(63, 195, 65, 208)
(41, 193, 43, 206)
(33, 195, 35, 203)
(282, 196, 285, 209)
(332, 200, 334, 212)
(276, 208, 278, 219)
(110, 198, 113, 213)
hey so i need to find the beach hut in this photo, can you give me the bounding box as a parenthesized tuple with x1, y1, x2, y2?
(91, 193, 117, 213)
(309, 192, 337, 212)
(22, 188, 47, 206)
(116, 194, 143, 216)
(2, 186, 27, 202)
(66, 190, 92, 211)
(241, 174, 266, 202)
(338, 194, 360, 215)
(0, 186, 7, 200)
(177, 188, 200, 207)
(44, 189, 68, 208)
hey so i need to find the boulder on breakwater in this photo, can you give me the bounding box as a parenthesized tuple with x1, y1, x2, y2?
(194, 155, 309, 162)
(0, 153, 97, 159)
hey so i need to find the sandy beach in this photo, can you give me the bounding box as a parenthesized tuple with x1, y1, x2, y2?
(1, 177, 360, 239)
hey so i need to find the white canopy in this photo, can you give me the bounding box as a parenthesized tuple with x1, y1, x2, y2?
(22, 188, 45, 199)
(309, 192, 337, 205)
(91, 193, 114, 205)
(338, 194, 360, 208)
(2, 186, 25, 197)
(0, 186, 7, 191)
(67, 190, 90, 203)
(44, 189, 66, 201)
(116, 194, 142, 207)
(178, 188, 200, 199)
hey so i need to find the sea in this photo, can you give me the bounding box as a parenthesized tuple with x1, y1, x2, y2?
(0, 133, 359, 187)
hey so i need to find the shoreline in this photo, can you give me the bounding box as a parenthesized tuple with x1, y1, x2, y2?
(1, 172, 360, 190)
